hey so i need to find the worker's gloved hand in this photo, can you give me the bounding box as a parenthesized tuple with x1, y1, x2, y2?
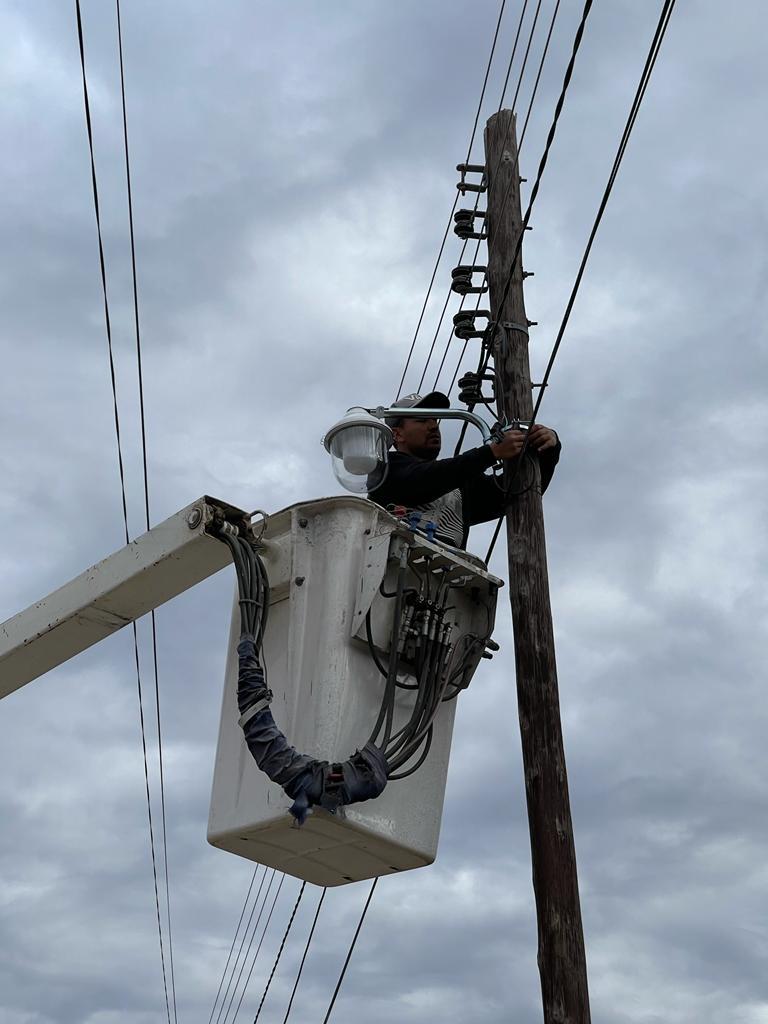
(527, 424, 559, 451)
(489, 429, 527, 461)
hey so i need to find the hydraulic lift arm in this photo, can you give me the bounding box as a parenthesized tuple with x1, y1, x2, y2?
(0, 496, 248, 700)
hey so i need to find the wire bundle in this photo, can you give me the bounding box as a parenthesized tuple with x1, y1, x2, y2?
(366, 548, 493, 780)
(215, 526, 493, 816)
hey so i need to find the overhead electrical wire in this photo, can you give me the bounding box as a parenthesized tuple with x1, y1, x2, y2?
(483, 0, 680, 563)
(208, 867, 264, 1024)
(114, 3, 178, 1021)
(446, 0, 592, 462)
(412, 0, 537, 395)
(431, 0, 563, 396)
(74, 5, 172, 1023)
(215, 869, 277, 1024)
(395, 0, 512, 400)
(229, 873, 287, 1024)
(281, 887, 327, 1023)
(320, 879, 379, 1024)
(251, 881, 307, 1022)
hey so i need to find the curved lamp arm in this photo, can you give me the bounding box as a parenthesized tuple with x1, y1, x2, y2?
(367, 406, 493, 443)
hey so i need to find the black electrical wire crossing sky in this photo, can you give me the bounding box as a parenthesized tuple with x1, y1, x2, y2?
(114, 1, 178, 1020)
(395, 0, 512, 400)
(74, 4, 174, 1023)
(483, 0, 680, 563)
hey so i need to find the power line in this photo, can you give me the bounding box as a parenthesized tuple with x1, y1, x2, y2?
(439, 0, 562, 399)
(430, 0, 564, 461)
(229, 873, 286, 1024)
(216, 868, 275, 1024)
(320, 878, 378, 1024)
(74, 5, 172, 1023)
(208, 867, 263, 1024)
(113, 3, 177, 1021)
(444, 0, 589, 462)
(395, 0, 511, 399)
(281, 887, 327, 1023)
(414, 0, 548, 393)
(431, 0, 563, 398)
(484, 0, 679, 563)
(252, 881, 307, 1022)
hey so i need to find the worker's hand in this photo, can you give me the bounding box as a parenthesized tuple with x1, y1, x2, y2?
(527, 424, 559, 451)
(489, 430, 527, 461)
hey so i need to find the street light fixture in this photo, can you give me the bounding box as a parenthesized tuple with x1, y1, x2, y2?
(323, 405, 494, 494)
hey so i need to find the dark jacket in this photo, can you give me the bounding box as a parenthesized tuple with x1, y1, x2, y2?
(369, 440, 561, 549)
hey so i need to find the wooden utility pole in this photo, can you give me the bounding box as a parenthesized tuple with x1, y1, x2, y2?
(484, 109, 591, 1022)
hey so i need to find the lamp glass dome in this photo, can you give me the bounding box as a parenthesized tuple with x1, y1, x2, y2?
(324, 409, 391, 494)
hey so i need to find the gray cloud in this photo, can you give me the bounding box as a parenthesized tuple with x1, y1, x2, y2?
(3, 1, 768, 1022)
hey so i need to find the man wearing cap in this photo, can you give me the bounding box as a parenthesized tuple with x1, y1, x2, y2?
(368, 391, 561, 551)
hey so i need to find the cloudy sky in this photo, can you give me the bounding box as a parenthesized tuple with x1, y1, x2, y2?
(2, 1, 768, 1021)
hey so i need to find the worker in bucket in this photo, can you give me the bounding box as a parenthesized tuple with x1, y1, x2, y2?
(368, 391, 560, 551)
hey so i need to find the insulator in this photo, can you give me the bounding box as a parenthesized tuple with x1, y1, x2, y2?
(457, 370, 495, 408)
(450, 265, 488, 295)
(453, 209, 487, 240)
(452, 309, 491, 340)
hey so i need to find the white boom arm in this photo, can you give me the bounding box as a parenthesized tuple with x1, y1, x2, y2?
(0, 496, 247, 700)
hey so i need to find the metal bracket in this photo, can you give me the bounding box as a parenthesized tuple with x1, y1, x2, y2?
(499, 321, 530, 337)
(456, 163, 486, 195)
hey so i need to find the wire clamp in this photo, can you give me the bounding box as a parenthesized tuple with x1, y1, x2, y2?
(453, 209, 487, 240)
(499, 321, 529, 337)
(451, 265, 488, 295)
(455, 163, 486, 195)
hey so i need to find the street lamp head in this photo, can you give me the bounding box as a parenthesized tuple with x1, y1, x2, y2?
(323, 403, 493, 495)
(322, 407, 392, 494)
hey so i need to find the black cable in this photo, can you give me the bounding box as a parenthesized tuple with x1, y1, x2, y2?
(433, 0, 564, 397)
(114, 5, 177, 1020)
(396, 0, 510, 398)
(484, 0, 679, 564)
(484, 0, 595, 353)
(497, 0, 530, 110)
(230, 873, 286, 1024)
(281, 887, 327, 1023)
(252, 882, 307, 1023)
(75, 6, 171, 1023)
(320, 878, 379, 1024)
(216, 869, 275, 1024)
(208, 867, 263, 1024)
(415, 0, 539, 394)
